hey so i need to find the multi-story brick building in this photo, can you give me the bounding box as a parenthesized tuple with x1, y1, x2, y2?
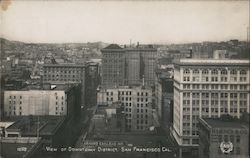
(42, 63, 85, 107)
(97, 86, 154, 131)
(172, 59, 250, 156)
(101, 44, 126, 87)
(199, 117, 249, 158)
(101, 44, 157, 87)
(125, 45, 157, 86)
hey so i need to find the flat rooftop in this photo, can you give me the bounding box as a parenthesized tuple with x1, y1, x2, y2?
(201, 118, 249, 129)
(6, 83, 77, 91)
(5, 116, 65, 136)
(175, 59, 250, 66)
(0, 137, 41, 158)
(43, 63, 85, 67)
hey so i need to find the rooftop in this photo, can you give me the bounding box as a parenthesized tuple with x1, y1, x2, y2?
(200, 118, 249, 129)
(102, 44, 156, 52)
(43, 63, 85, 67)
(175, 59, 250, 66)
(0, 137, 41, 158)
(5, 83, 77, 92)
(102, 44, 123, 50)
(5, 116, 66, 136)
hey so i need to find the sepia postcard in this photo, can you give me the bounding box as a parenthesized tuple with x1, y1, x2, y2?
(0, 0, 249, 158)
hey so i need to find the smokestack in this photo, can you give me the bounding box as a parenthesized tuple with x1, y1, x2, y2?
(137, 42, 139, 48)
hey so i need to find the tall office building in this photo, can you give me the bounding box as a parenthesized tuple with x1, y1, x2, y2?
(101, 43, 157, 87)
(85, 62, 100, 107)
(172, 59, 250, 155)
(101, 44, 126, 87)
(125, 45, 157, 86)
(125, 49, 141, 85)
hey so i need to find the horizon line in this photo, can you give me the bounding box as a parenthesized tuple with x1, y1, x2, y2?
(1, 37, 249, 46)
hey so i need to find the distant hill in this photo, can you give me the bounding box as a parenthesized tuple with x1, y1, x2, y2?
(0, 38, 109, 54)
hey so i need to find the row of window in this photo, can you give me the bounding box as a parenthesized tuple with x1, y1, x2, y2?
(107, 97, 150, 102)
(183, 76, 247, 82)
(136, 126, 146, 130)
(219, 135, 241, 143)
(107, 91, 149, 96)
(183, 130, 199, 136)
(8, 106, 22, 110)
(183, 107, 247, 113)
(44, 78, 80, 82)
(9, 96, 22, 99)
(44, 74, 81, 78)
(136, 120, 148, 124)
(182, 138, 199, 145)
(136, 109, 149, 113)
(44, 70, 82, 74)
(6, 111, 22, 116)
(183, 92, 248, 99)
(56, 96, 64, 100)
(119, 91, 131, 95)
(136, 114, 148, 118)
(183, 69, 247, 75)
(55, 106, 64, 111)
(9, 101, 22, 104)
(183, 99, 247, 105)
(137, 103, 149, 108)
(183, 84, 248, 90)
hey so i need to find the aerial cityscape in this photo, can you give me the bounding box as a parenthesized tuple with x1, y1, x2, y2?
(0, 1, 249, 158)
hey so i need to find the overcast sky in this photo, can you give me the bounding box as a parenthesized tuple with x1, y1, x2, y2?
(0, 1, 249, 44)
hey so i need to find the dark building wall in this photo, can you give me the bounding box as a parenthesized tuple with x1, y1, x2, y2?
(85, 63, 100, 107)
(101, 48, 125, 87)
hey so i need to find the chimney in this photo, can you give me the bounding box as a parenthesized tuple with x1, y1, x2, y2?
(137, 42, 139, 48)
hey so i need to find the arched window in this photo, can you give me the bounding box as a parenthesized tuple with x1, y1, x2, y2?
(230, 69, 237, 75)
(240, 70, 246, 75)
(184, 69, 190, 74)
(202, 69, 209, 74)
(221, 69, 228, 75)
(193, 69, 199, 74)
(211, 69, 218, 75)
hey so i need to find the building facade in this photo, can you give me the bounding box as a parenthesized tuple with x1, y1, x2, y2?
(101, 44, 157, 87)
(155, 69, 174, 127)
(43, 63, 85, 107)
(125, 46, 157, 86)
(101, 44, 126, 87)
(199, 117, 249, 158)
(97, 86, 154, 131)
(172, 59, 250, 153)
(85, 62, 100, 107)
(3, 84, 79, 118)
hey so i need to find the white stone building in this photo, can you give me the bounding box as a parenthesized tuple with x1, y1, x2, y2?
(3, 85, 78, 117)
(172, 59, 250, 149)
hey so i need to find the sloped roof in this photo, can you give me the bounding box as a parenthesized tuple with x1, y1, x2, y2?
(103, 44, 123, 50)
